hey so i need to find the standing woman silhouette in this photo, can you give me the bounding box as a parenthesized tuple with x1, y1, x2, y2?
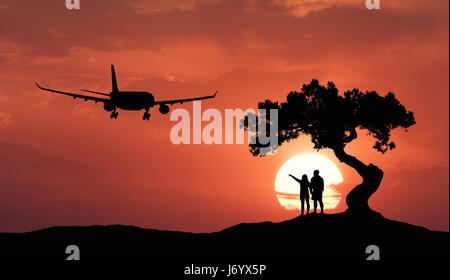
(289, 174, 311, 215)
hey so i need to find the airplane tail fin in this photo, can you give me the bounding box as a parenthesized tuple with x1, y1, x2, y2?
(111, 64, 119, 92)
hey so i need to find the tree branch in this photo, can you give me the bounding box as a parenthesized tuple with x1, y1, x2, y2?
(343, 127, 357, 144)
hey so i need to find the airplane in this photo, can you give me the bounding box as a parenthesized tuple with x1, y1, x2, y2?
(35, 65, 217, 120)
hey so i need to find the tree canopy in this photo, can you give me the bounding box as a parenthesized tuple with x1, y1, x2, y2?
(244, 79, 416, 156)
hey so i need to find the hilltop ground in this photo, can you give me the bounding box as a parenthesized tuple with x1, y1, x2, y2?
(0, 211, 447, 261)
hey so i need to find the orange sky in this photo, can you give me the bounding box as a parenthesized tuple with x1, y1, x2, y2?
(0, 0, 448, 232)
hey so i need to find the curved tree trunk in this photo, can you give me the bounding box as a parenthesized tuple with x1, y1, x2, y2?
(332, 147, 384, 213)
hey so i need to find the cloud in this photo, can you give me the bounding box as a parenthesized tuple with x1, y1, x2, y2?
(271, 0, 358, 17)
(0, 112, 13, 131)
(128, 0, 219, 14)
(270, 0, 442, 17)
(0, 89, 8, 102)
(0, 37, 27, 62)
(0, 95, 8, 102)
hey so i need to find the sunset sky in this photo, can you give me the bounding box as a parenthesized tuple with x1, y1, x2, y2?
(0, 0, 448, 233)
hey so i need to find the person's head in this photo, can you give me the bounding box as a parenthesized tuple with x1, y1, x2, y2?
(314, 170, 319, 176)
(302, 174, 308, 181)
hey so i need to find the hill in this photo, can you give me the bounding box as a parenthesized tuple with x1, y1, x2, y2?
(0, 211, 447, 261)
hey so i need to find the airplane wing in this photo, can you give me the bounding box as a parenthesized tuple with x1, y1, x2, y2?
(154, 91, 218, 105)
(35, 82, 110, 103)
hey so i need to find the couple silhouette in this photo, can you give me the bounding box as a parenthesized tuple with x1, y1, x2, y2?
(289, 170, 325, 215)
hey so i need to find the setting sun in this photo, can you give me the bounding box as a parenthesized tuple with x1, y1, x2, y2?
(275, 154, 344, 211)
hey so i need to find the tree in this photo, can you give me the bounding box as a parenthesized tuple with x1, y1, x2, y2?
(243, 79, 416, 213)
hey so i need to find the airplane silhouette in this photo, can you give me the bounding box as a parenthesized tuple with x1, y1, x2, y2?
(35, 65, 217, 120)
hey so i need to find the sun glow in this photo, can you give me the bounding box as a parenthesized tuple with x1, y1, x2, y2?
(275, 154, 344, 211)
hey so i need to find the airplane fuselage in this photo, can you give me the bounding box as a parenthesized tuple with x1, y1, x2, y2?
(109, 91, 155, 111)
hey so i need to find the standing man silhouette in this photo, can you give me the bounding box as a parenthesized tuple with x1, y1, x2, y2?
(289, 174, 311, 215)
(310, 170, 325, 214)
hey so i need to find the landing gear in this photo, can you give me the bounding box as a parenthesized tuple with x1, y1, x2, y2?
(110, 110, 118, 119)
(142, 111, 151, 121)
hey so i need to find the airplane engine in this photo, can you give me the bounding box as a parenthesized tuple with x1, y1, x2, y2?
(103, 102, 115, 112)
(159, 104, 170, 114)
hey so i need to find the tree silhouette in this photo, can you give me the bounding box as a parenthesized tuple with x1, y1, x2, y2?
(243, 79, 416, 213)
